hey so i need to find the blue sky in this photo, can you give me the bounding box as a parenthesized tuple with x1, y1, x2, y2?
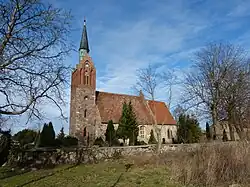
(10, 0, 250, 133)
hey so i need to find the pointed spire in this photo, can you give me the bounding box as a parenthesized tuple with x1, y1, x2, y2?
(79, 18, 90, 53)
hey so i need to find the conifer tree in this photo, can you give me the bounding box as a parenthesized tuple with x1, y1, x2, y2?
(206, 122, 211, 140)
(177, 114, 202, 143)
(117, 102, 130, 143)
(148, 129, 157, 144)
(57, 127, 65, 141)
(127, 101, 139, 145)
(39, 122, 56, 147)
(117, 101, 139, 145)
(105, 120, 116, 146)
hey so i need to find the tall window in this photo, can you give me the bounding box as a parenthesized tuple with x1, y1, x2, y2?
(85, 75, 89, 85)
(84, 109, 87, 118)
(167, 129, 170, 139)
(83, 127, 87, 137)
(139, 126, 145, 138)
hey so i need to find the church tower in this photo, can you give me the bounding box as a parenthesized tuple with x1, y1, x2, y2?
(69, 19, 100, 145)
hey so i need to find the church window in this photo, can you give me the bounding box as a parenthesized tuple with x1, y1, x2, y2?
(83, 127, 87, 137)
(84, 75, 89, 85)
(167, 129, 170, 139)
(139, 126, 145, 138)
(84, 109, 87, 118)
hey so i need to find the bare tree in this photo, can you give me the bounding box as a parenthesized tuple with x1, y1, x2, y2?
(0, 0, 73, 121)
(220, 57, 250, 140)
(134, 64, 163, 152)
(184, 43, 249, 140)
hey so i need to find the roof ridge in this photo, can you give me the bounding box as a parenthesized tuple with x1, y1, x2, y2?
(96, 91, 167, 104)
(96, 90, 140, 98)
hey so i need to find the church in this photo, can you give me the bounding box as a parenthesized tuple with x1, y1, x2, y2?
(69, 20, 177, 145)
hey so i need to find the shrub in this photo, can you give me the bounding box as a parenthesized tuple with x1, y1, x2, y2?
(0, 129, 12, 166)
(136, 141, 147, 145)
(62, 136, 78, 147)
(112, 138, 121, 146)
(94, 137, 105, 147)
(13, 129, 37, 146)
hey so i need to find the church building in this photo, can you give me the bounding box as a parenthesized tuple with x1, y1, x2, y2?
(69, 20, 177, 145)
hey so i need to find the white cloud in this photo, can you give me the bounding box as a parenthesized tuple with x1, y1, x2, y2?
(7, 0, 250, 132)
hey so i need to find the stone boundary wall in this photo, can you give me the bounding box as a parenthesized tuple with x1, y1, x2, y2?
(9, 142, 240, 168)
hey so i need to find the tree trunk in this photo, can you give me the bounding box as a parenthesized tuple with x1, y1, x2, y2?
(228, 108, 235, 141)
(228, 123, 235, 141)
(211, 107, 217, 140)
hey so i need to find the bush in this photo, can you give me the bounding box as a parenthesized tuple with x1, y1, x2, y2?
(62, 136, 78, 147)
(127, 142, 250, 186)
(94, 137, 105, 147)
(112, 138, 121, 146)
(13, 129, 37, 146)
(136, 141, 147, 145)
(0, 129, 12, 166)
(164, 142, 250, 186)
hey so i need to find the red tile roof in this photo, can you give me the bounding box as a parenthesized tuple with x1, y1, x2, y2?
(95, 91, 176, 125)
(148, 101, 176, 125)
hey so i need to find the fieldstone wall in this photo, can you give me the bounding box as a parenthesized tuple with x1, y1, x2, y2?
(9, 144, 203, 168)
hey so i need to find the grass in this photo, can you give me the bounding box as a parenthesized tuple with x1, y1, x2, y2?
(0, 160, 180, 187)
(2, 142, 249, 187)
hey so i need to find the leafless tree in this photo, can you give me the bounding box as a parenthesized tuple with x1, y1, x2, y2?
(134, 64, 162, 152)
(220, 57, 250, 140)
(184, 43, 250, 140)
(0, 0, 73, 121)
(161, 70, 176, 109)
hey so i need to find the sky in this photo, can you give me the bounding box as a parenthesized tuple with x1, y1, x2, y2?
(8, 0, 250, 134)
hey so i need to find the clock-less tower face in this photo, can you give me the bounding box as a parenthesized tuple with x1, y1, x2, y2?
(80, 49, 87, 60)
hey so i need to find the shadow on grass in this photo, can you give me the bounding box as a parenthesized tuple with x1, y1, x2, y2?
(17, 164, 79, 187)
(0, 168, 30, 180)
(111, 163, 133, 187)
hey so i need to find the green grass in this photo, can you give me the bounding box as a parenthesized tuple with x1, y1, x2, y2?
(0, 161, 180, 187)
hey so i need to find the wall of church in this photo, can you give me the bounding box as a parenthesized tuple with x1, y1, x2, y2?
(137, 124, 177, 144)
(97, 123, 177, 144)
(70, 86, 101, 144)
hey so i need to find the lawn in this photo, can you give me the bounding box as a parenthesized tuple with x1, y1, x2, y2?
(0, 161, 180, 187)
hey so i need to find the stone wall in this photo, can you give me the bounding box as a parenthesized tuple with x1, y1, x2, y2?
(9, 144, 201, 168)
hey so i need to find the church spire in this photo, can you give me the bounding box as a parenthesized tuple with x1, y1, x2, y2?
(79, 18, 90, 54)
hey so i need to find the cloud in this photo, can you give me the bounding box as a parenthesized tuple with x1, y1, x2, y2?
(8, 0, 250, 132)
(227, 0, 250, 17)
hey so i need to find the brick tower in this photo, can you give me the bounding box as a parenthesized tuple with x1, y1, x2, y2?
(69, 19, 101, 145)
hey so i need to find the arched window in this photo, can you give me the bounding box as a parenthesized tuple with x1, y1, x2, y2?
(139, 126, 145, 138)
(84, 75, 89, 85)
(167, 129, 170, 139)
(83, 127, 87, 137)
(84, 109, 87, 118)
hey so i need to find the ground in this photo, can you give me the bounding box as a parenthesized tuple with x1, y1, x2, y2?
(0, 161, 180, 187)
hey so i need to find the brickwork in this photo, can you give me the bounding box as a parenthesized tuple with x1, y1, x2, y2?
(70, 54, 100, 145)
